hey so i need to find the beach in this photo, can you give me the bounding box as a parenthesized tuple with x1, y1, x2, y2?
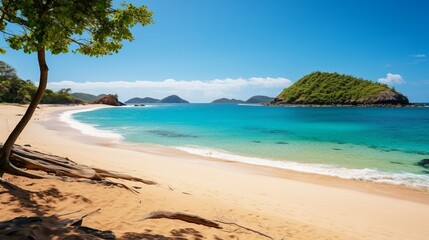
(1, 104, 428, 239)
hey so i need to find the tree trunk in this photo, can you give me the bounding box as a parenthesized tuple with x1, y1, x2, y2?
(0, 47, 48, 177)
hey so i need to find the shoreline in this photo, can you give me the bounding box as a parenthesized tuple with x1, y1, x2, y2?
(62, 106, 429, 190)
(1, 104, 429, 239)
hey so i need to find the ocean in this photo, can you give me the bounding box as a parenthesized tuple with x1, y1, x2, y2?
(64, 104, 429, 189)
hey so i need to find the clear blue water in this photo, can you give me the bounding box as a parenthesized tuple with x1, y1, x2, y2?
(72, 104, 429, 188)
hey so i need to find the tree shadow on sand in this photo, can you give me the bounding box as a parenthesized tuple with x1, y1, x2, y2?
(0, 180, 114, 239)
(0, 177, 272, 239)
(121, 228, 204, 240)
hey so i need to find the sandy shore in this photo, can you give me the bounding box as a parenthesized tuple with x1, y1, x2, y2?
(1, 104, 428, 239)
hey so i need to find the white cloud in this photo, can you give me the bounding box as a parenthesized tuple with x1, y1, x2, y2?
(377, 73, 405, 85)
(412, 54, 426, 58)
(48, 77, 292, 103)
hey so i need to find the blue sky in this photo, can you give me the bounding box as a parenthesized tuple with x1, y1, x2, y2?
(1, 0, 428, 102)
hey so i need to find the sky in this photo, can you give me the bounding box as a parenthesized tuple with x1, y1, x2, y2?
(1, 0, 428, 103)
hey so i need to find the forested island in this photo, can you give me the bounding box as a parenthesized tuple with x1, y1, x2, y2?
(270, 72, 409, 106)
(125, 95, 189, 104)
(211, 95, 273, 104)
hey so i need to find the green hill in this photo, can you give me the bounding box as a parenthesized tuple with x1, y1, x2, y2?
(71, 92, 106, 102)
(272, 72, 409, 105)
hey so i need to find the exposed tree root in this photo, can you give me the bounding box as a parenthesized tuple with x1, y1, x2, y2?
(9, 145, 102, 179)
(141, 211, 222, 229)
(0, 144, 157, 192)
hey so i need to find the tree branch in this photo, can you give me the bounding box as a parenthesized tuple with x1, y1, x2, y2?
(215, 220, 274, 240)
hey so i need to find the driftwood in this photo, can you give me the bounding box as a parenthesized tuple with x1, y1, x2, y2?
(215, 220, 274, 240)
(62, 208, 101, 227)
(141, 211, 274, 239)
(51, 209, 83, 218)
(0, 144, 156, 191)
(1, 145, 273, 239)
(141, 211, 222, 229)
(92, 167, 156, 185)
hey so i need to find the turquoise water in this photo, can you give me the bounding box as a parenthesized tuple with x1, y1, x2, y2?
(71, 104, 429, 188)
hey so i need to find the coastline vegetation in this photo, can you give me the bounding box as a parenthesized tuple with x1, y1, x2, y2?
(0, 61, 81, 104)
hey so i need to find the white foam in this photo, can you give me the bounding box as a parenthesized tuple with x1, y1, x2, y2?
(59, 108, 124, 141)
(176, 146, 429, 189)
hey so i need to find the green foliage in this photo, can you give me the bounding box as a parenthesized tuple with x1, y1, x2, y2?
(0, 0, 153, 56)
(277, 72, 396, 104)
(0, 61, 36, 103)
(71, 92, 106, 102)
(40, 88, 82, 104)
(0, 61, 81, 104)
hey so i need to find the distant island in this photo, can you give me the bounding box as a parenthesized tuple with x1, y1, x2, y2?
(270, 72, 409, 106)
(211, 95, 274, 104)
(125, 97, 161, 104)
(125, 95, 189, 104)
(161, 95, 189, 103)
(212, 98, 245, 104)
(245, 95, 274, 104)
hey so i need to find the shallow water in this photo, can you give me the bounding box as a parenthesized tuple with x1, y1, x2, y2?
(70, 104, 429, 188)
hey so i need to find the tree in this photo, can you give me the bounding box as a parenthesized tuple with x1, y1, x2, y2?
(58, 88, 71, 94)
(0, 60, 17, 80)
(0, 1, 152, 178)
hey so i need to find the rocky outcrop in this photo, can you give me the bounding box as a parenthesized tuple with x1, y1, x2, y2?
(92, 94, 125, 106)
(353, 90, 409, 105)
